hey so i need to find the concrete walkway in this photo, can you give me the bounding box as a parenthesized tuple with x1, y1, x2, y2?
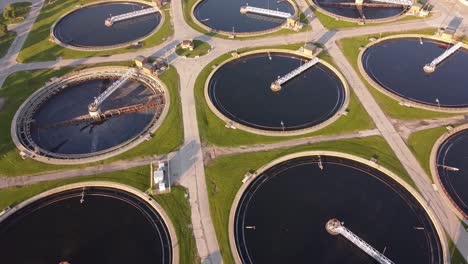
(204, 129, 380, 159)
(393, 115, 468, 141)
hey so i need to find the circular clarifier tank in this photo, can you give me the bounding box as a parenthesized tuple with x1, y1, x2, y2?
(0, 186, 172, 264)
(13, 68, 167, 163)
(207, 52, 347, 133)
(53, 2, 161, 48)
(312, 0, 406, 20)
(194, 0, 294, 33)
(362, 37, 468, 108)
(435, 128, 468, 217)
(233, 155, 443, 263)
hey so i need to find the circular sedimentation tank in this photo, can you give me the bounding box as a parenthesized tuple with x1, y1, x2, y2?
(52, 2, 162, 49)
(193, 0, 294, 34)
(233, 154, 444, 263)
(434, 128, 468, 218)
(312, 0, 407, 21)
(206, 52, 347, 134)
(0, 186, 173, 263)
(12, 67, 168, 164)
(361, 37, 468, 109)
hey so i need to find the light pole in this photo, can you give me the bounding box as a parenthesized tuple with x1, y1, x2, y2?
(280, 120, 285, 132)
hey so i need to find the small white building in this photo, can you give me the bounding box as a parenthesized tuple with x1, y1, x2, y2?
(151, 160, 171, 194)
(153, 170, 164, 184)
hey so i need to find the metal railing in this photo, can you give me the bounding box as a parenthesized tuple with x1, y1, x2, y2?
(427, 42, 463, 68)
(276, 57, 319, 85)
(240, 6, 291, 19)
(106, 7, 159, 25)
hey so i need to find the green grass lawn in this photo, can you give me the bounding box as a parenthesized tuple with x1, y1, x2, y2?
(155, 186, 200, 264)
(205, 135, 414, 263)
(312, 6, 431, 30)
(182, 0, 310, 39)
(0, 31, 16, 58)
(337, 28, 460, 120)
(447, 233, 468, 264)
(407, 126, 449, 181)
(0, 166, 199, 264)
(175, 40, 211, 58)
(1, 2, 32, 25)
(0, 63, 183, 177)
(17, 0, 173, 62)
(195, 44, 374, 147)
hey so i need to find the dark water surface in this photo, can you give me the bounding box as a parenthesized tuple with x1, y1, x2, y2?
(194, 0, 293, 33)
(54, 2, 161, 47)
(314, 0, 404, 19)
(208, 53, 346, 131)
(436, 129, 468, 216)
(31, 78, 156, 155)
(0, 187, 172, 264)
(362, 38, 468, 107)
(235, 156, 442, 264)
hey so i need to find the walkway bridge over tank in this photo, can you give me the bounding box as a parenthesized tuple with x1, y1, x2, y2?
(88, 68, 136, 119)
(105, 7, 159, 26)
(326, 219, 394, 264)
(42, 94, 165, 129)
(240, 6, 292, 19)
(424, 42, 463, 73)
(271, 57, 319, 91)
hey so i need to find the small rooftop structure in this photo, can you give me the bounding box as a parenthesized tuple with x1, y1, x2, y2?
(142, 62, 156, 75)
(408, 3, 422, 14)
(300, 43, 319, 57)
(409, 3, 429, 17)
(151, 160, 171, 194)
(285, 16, 303, 31)
(181, 39, 194, 51)
(135, 55, 147, 68)
(439, 28, 456, 41)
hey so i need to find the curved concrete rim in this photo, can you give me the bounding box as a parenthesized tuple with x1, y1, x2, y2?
(358, 34, 468, 113)
(203, 49, 350, 137)
(10, 66, 171, 165)
(228, 151, 449, 264)
(430, 124, 468, 220)
(190, 0, 298, 37)
(50, 0, 165, 51)
(0, 181, 179, 264)
(309, 0, 409, 24)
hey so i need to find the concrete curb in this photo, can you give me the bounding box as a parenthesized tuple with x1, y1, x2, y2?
(227, 151, 449, 264)
(203, 48, 350, 137)
(11, 66, 171, 165)
(49, 0, 165, 51)
(0, 181, 179, 264)
(430, 124, 468, 220)
(357, 34, 468, 113)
